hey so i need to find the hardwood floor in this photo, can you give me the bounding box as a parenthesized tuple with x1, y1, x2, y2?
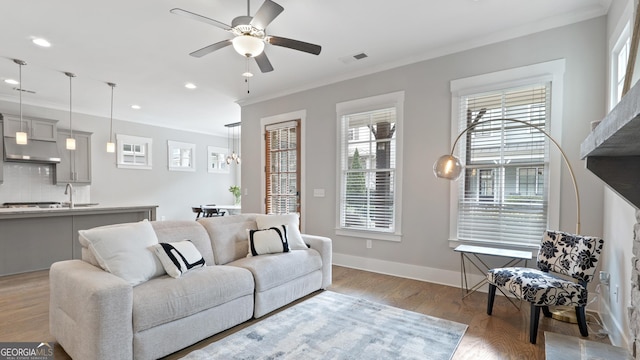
(0, 265, 610, 359)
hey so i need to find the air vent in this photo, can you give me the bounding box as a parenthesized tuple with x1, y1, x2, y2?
(339, 52, 369, 64)
(13, 87, 36, 94)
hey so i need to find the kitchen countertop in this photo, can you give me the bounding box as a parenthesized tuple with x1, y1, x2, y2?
(0, 204, 158, 219)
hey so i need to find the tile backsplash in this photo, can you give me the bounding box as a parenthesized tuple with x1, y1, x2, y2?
(0, 163, 90, 204)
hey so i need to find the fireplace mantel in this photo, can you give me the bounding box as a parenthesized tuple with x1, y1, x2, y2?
(581, 80, 640, 209)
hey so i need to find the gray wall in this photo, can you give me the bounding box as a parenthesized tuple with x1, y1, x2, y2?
(240, 18, 606, 280)
(0, 100, 238, 221)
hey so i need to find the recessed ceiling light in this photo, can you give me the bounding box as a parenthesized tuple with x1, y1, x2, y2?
(4, 79, 19, 85)
(32, 37, 51, 47)
(131, 105, 141, 110)
(185, 83, 197, 89)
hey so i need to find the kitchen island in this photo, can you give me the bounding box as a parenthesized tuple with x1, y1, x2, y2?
(0, 205, 157, 276)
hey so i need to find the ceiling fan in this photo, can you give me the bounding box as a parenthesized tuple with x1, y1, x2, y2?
(170, 0, 322, 73)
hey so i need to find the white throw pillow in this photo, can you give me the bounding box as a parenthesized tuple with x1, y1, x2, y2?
(152, 240, 206, 278)
(78, 220, 164, 286)
(247, 226, 290, 256)
(255, 213, 307, 250)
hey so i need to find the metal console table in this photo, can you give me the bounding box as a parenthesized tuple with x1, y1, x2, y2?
(454, 244, 532, 309)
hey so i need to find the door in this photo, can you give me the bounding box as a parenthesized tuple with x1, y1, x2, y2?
(265, 120, 301, 219)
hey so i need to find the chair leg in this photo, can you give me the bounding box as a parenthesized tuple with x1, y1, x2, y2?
(487, 284, 497, 315)
(575, 306, 588, 337)
(542, 306, 552, 318)
(530, 304, 541, 344)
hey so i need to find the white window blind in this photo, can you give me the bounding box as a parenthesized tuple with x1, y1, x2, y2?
(457, 84, 550, 246)
(339, 108, 396, 232)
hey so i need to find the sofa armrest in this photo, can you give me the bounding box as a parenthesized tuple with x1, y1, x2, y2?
(302, 234, 332, 289)
(50, 260, 134, 360)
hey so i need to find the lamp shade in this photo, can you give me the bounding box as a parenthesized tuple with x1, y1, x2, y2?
(232, 35, 265, 57)
(433, 154, 463, 180)
(66, 137, 76, 150)
(106, 142, 115, 153)
(15, 131, 28, 145)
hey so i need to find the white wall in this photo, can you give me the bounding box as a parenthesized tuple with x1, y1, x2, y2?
(600, 0, 637, 349)
(0, 100, 239, 221)
(240, 17, 607, 280)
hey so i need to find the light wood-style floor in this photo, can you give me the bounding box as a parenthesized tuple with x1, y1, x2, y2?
(0, 265, 610, 359)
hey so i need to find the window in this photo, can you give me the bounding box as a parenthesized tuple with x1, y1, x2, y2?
(116, 134, 152, 169)
(336, 91, 404, 241)
(207, 146, 229, 173)
(450, 61, 564, 248)
(455, 84, 550, 246)
(167, 141, 195, 172)
(612, 22, 631, 106)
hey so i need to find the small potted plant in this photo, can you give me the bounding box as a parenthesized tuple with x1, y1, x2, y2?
(229, 185, 241, 205)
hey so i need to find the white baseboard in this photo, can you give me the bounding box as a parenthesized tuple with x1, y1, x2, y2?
(599, 296, 632, 349)
(332, 252, 489, 292)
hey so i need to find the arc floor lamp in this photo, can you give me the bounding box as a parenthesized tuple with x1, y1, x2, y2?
(433, 117, 581, 234)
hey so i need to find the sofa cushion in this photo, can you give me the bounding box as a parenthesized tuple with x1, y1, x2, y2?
(132, 265, 254, 333)
(199, 214, 258, 265)
(78, 219, 164, 286)
(152, 240, 206, 278)
(229, 249, 322, 292)
(256, 213, 307, 250)
(151, 220, 215, 265)
(247, 226, 290, 256)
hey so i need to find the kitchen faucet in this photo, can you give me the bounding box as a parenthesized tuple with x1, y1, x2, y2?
(64, 183, 74, 209)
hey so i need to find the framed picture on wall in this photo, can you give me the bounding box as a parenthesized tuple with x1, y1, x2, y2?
(207, 146, 229, 173)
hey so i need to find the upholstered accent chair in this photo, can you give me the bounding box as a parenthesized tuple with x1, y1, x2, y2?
(486, 230, 604, 344)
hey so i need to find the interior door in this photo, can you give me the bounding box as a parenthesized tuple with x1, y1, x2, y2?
(265, 120, 301, 220)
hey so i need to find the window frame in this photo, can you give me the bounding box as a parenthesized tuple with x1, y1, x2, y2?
(167, 140, 196, 172)
(449, 60, 565, 249)
(116, 134, 153, 170)
(335, 91, 404, 242)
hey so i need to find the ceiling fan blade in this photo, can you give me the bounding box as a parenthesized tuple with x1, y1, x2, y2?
(254, 52, 274, 73)
(267, 36, 321, 55)
(189, 40, 232, 58)
(170, 8, 232, 31)
(250, 0, 284, 29)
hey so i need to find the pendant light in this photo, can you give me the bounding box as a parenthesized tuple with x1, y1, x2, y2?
(225, 122, 241, 165)
(106, 82, 116, 153)
(13, 59, 28, 145)
(65, 72, 76, 150)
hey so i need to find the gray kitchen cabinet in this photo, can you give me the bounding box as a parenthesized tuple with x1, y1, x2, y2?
(2, 114, 58, 141)
(56, 129, 92, 184)
(0, 205, 157, 275)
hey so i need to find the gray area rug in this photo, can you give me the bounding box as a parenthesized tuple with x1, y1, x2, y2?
(180, 291, 467, 360)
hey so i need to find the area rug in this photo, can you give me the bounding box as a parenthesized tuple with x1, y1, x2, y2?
(180, 291, 467, 360)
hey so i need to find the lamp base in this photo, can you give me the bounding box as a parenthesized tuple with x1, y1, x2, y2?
(551, 306, 577, 323)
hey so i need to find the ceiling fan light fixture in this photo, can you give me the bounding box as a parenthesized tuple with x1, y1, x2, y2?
(232, 35, 264, 57)
(242, 71, 254, 77)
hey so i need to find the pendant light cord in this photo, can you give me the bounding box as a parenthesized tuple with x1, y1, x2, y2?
(109, 83, 115, 143)
(65, 72, 76, 137)
(19, 62, 23, 131)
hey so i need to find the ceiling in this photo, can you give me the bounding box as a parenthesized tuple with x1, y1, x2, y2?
(0, 0, 610, 136)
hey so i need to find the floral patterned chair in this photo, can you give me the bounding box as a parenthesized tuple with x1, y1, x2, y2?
(486, 230, 604, 344)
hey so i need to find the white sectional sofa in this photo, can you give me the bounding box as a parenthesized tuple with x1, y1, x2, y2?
(49, 214, 332, 360)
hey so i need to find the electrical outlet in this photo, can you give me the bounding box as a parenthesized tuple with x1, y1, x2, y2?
(366, 240, 372, 249)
